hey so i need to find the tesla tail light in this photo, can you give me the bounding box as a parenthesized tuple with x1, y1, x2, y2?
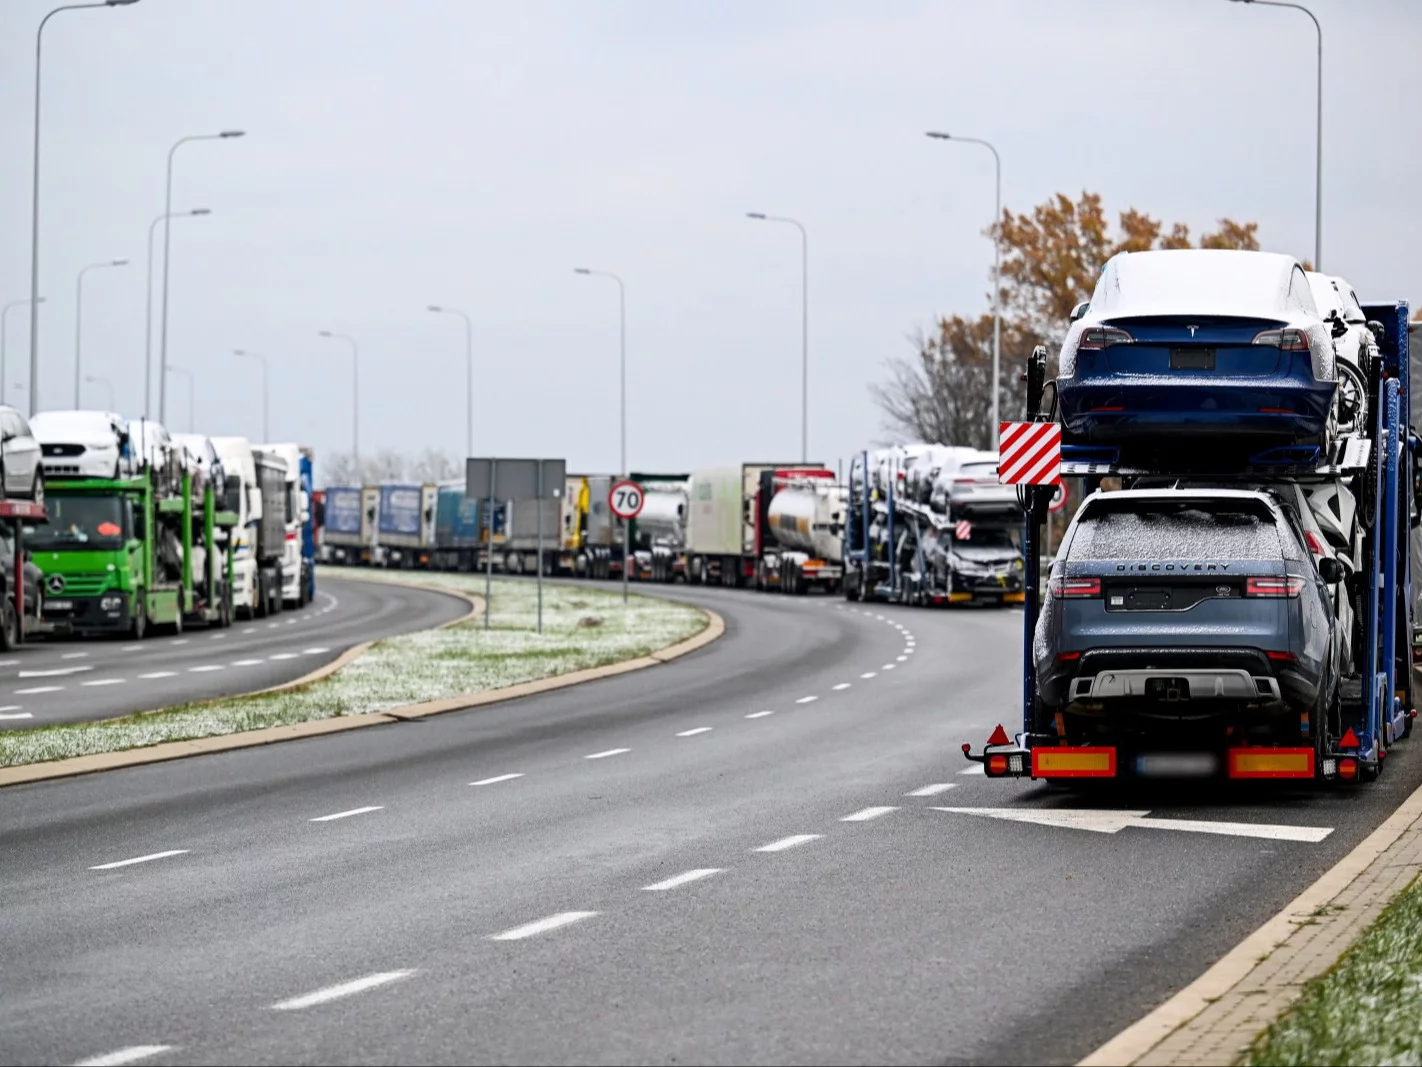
(1049, 576, 1101, 598)
(1251, 328, 1311, 352)
(1076, 326, 1134, 352)
(1246, 576, 1305, 598)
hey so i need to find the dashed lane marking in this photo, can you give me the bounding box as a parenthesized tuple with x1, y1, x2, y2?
(676, 727, 713, 737)
(81, 678, 125, 687)
(121, 645, 142, 652)
(270, 970, 415, 1011)
(209, 634, 226, 640)
(232, 659, 263, 667)
(470, 773, 524, 786)
(860, 672, 877, 679)
(745, 710, 774, 719)
(310, 806, 383, 823)
(882, 664, 896, 671)
(906, 783, 958, 797)
(302, 647, 331, 655)
(269, 653, 298, 661)
(90, 850, 189, 871)
(18, 666, 91, 678)
(170, 640, 189, 646)
(841, 806, 898, 822)
(897, 655, 908, 662)
(61, 652, 88, 659)
(138, 671, 176, 679)
(832, 683, 851, 691)
(754, 834, 822, 853)
(73, 1045, 175, 1067)
(489, 912, 598, 941)
(585, 748, 630, 760)
(795, 696, 818, 704)
(242, 628, 256, 634)
(0, 711, 32, 719)
(16, 686, 61, 694)
(189, 665, 224, 673)
(643, 869, 723, 892)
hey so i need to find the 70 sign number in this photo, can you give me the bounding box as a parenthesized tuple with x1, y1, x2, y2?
(609, 480, 645, 520)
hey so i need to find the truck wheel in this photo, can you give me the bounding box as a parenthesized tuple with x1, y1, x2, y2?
(0, 598, 17, 652)
(220, 587, 233, 628)
(130, 595, 147, 640)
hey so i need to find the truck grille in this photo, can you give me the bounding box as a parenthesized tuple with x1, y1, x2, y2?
(50, 574, 110, 596)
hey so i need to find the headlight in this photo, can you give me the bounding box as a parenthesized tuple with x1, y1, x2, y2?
(100, 594, 123, 611)
(1013, 558, 1025, 572)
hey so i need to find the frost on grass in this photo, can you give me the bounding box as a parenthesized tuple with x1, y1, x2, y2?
(0, 574, 706, 768)
(1248, 873, 1422, 1066)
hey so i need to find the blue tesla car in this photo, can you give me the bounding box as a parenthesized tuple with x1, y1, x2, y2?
(1056, 250, 1337, 445)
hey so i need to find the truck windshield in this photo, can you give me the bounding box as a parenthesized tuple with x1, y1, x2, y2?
(24, 495, 127, 550)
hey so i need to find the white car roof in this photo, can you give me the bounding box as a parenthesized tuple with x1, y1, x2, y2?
(1090, 249, 1315, 322)
(30, 410, 126, 441)
(1081, 487, 1277, 508)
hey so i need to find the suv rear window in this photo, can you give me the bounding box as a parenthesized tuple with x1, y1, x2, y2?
(1066, 497, 1284, 561)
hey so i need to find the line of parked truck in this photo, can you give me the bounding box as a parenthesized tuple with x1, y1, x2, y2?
(315, 449, 1028, 607)
(0, 405, 316, 645)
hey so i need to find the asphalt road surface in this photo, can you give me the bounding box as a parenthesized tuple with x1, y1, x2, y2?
(0, 575, 470, 728)
(3, 582, 1421, 1066)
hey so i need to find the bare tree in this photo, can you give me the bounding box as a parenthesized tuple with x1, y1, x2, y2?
(408, 447, 460, 482)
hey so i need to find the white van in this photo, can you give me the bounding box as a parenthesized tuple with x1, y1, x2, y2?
(255, 442, 307, 607)
(210, 436, 263, 617)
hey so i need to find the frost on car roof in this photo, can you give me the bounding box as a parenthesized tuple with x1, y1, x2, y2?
(1090, 249, 1309, 321)
(1068, 494, 1286, 561)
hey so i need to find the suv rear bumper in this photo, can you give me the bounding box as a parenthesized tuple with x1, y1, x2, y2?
(1039, 646, 1319, 712)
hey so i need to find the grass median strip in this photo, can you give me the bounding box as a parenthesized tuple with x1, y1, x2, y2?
(0, 572, 707, 769)
(1247, 873, 1422, 1066)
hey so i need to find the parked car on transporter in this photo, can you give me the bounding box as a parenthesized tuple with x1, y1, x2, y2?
(0, 404, 42, 502)
(30, 410, 130, 480)
(1033, 488, 1343, 758)
(1056, 250, 1337, 447)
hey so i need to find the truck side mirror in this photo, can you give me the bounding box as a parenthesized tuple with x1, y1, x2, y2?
(223, 474, 242, 514)
(1318, 556, 1345, 585)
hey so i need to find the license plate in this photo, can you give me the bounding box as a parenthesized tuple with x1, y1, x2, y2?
(44, 600, 73, 612)
(1171, 348, 1215, 371)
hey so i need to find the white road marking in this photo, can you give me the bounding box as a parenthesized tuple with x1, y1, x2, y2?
(832, 683, 851, 691)
(81, 678, 125, 687)
(74, 1046, 175, 1067)
(0, 659, 18, 666)
(267, 622, 279, 629)
(585, 748, 630, 760)
(676, 727, 713, 737)
(897, 655, 908, 662)
(932, 807, 1334, 842)
(754, 834, 822, 853)
(860, 671, 877, 679)
(642, 868, 723, 892)
(470, 773, 524, 786)
(269, 653, 298, 660)
(121, 644, 142, 652)
(61, 651, 89, 659)
(90, 850, 189, 871)
(209, 633, 226, 640)
(310, 806, 383, 823)
(18, 665, 91, 678)
(138, 671, 176, 680)
(232, 659, 264, 666)
(841, 806, 898, 822)
(189, 665, 224, 673)
(0, 711, 32, 719)
(882, 664, 896, 671)
(16, 685, 61, 694)
(958, 764, 985, 775)
(795, 695, 818, 704)
(745, 710, 774, 719)
(875, 614, 885, 619)
(302, 647, 331, 655)
(271, 970, 415, 1011)
(904, 648, 915, 655)
(489, 911, 598, 941)
(242, 627, 256, 634)
(906, 783, 958, 797)
(286, 618, 297, 625)
(170, 639, 189, 646)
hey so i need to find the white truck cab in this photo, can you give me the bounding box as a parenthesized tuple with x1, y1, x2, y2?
(210, 436, 263, 617)
(255, 442, 308, 606)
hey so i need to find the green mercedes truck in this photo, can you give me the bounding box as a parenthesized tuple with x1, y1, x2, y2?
(24, 466, 237, 638)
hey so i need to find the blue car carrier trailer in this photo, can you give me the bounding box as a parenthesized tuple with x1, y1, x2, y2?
(967, 301, 1416, 784)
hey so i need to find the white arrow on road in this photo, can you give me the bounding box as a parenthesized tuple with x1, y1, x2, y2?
(932, 807, 1333, 843)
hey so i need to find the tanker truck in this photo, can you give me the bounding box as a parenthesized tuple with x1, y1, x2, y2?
(630, 475, 690, 583)
(759, 473, 847, 594)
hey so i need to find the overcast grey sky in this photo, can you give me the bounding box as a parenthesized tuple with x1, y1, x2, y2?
(1, 0, 1418, 481)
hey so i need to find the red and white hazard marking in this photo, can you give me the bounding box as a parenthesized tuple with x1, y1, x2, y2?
(955, 519, 972, 540)
(998, 422, 1061, 485)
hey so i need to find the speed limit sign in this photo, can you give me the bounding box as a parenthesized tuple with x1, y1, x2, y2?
(609, 480, 645, 520)
(1048, 478, 1068, 513)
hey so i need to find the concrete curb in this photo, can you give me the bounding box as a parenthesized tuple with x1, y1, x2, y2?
(1079, 777, 1422, 1066)
(0, 585, 722, 789)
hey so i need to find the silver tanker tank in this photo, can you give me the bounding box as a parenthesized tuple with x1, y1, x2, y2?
(767, 480, 847, 562)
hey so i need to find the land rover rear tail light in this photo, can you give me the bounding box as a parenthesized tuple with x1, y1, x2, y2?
(1252, 328, 1311, 352)
(1048, 576, 1101, 598)
(1246, 576, 1305, 598)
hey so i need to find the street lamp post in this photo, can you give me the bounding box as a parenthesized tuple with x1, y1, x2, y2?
(574, 267, 629, 603)
(318, 332, 359, 469)
(74, 258, 128, 407)
(165, 365, 194, 431)
(158, 129, 244, 425)
(926, 131, 1002, 442)
(1229, 0, 1322, 269)
(146, 208, 209, 418)
(746, 213, 809, 462)
(28, 0, 142, 417)
(427, 306, 474, 459)
(233, 349, 269, 442)
(84, 374, 113, 410)
(2, 297, 45, 407)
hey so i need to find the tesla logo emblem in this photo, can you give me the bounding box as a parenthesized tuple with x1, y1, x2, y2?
(1186, 325, 1200, 337)
(46, 575, 65, 594)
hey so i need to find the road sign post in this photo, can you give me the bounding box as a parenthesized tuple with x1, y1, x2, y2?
(609, 479, 645, 605)
(467, 457, 566, 631)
